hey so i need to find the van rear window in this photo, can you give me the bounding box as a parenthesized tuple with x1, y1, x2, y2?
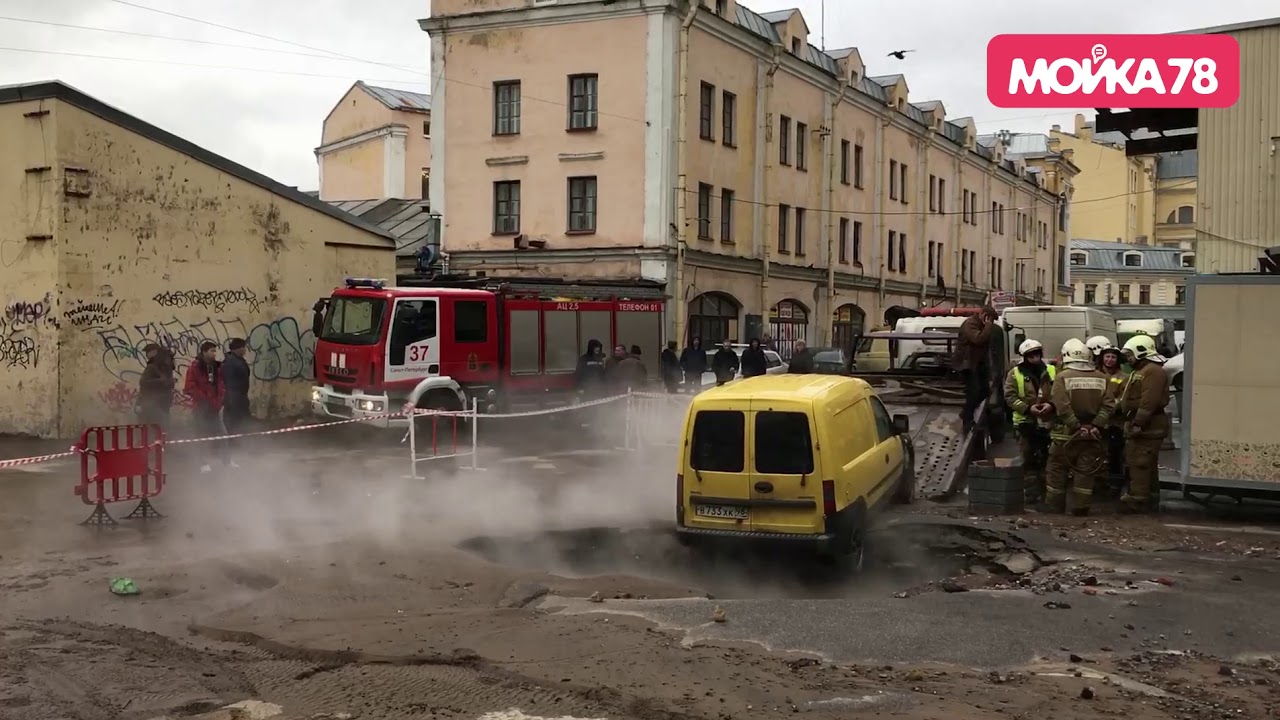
(755, 411, 814, 475)
(690, 411, 744, 472)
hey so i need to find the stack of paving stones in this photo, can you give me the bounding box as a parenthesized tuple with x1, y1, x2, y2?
(967, 457, 1025, 515)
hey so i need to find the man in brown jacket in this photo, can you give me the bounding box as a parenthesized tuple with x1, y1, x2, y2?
(1118, 334, 1170, 513)
(1040, 338, 1115, 516)
(953, 306, 999, 431)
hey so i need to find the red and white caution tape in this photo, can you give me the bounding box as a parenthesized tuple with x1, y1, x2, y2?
(0, 448, 80, 469)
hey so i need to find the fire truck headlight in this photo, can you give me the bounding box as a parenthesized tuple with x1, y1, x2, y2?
(357, 400, 384, 412)
(311, 388, 322, 402)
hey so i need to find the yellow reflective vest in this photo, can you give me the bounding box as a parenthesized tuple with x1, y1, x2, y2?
(1011, 364, 1057, 424)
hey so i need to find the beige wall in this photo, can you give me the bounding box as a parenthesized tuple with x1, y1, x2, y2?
(322, 84, 395, 145)
(439, 16, 650, 250)
(1155, 178, 1197, 248)
(320, 138, 389, 202)
(1050, 121, 1154, 244)
(320, 84, 430, 201)
(0, 98, 63, 438)
(1071, 276, 1185, 306)
(0, 97, 394, 438)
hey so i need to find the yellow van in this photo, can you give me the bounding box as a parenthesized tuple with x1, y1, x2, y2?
(674, 375, 914, 569)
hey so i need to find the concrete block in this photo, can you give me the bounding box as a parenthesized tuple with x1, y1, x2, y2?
(967, 501, 1022, 516)
(968, 457, 1023, 480)
(968, 488, 1026, 507)
(968, 475, 1024, 494)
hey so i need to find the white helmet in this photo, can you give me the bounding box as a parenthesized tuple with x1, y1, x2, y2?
(1062, 338, 1093, 365)
(1122, 334, 1160, 362)
(1018, 339, 1044, 357)
(1086, 335, 1112, 357)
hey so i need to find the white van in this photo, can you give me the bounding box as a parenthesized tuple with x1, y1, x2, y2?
(893, 316, 968, 367)
(1117, 318, 1177, 356)
(1001, 306, 1117, 362)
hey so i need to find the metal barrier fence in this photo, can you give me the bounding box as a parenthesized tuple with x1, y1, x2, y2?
(406, 399, 480, 478)
(625, 392, 692, 451)
(74, 424, 166, 526)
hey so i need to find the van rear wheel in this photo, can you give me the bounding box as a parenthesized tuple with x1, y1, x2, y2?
(821, 509, 866, 574)
(893, 441, 916, 505)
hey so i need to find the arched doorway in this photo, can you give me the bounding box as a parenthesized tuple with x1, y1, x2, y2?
(831, 303, 866, 352)
(769, 299, 809, 360)
(687, 292, 740, 346)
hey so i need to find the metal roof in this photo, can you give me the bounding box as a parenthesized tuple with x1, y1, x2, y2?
(1175, 15, 1280, 35)
(869, 74, 904, 87)
(1156, 150, 1198, 179)
(359, 82, 431, 113)
(0, 81, 393, 243)
(329, 198, 434, 255)
(735, 4, 781, 41)
(942, 121, 967, 147)
(804, 43, 839, 74)
(760, 8, 798, 23)
(1070, 239, 1193, 273)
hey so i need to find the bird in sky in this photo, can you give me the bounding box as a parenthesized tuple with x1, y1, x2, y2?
(887, 49, 916, 60)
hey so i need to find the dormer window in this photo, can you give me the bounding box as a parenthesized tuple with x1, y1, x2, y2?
(1180, 252, 1195, 269)
(791, 38, 801, 54)
(1123, 251, 1143, 267)
(715, 0, 726, 15)
(1070, 251, 1087, 266)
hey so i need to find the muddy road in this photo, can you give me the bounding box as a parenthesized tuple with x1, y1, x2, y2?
(2, 413, 1280, 719)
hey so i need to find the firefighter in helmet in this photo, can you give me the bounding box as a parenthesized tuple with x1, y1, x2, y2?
(1118, 334, 1170, 513)
(1086, 335, 1112, 370)
(1097, 343, 1131, 497)
(1003, 338, 1055, 504)
(1039, 338, 1115, 516)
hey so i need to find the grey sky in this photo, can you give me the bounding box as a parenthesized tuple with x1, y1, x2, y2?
(1, 0, 1272, 191)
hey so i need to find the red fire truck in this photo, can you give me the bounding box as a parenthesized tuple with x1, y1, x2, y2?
(311, 276, 667, 426)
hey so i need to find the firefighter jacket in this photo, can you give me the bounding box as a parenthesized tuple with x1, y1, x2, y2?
(1049, 366, 1115, 442)
(1120, 362, 1170, 439)
(1100, 366, 1129, 427)
(1004, 362, 1056, 425)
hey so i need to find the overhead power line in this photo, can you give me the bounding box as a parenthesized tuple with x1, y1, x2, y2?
(0, 15, 428, 69)
(105, 0, 421, 75)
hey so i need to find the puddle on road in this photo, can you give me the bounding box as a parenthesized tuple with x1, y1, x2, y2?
(458, 520, 1038, 600)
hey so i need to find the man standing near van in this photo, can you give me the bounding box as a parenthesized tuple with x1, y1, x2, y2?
(740, 338, 769, 378)
(660, 341, 682, 393)
(1004, 339, 1055, 504)
(680, 337, 707, 391)
(712, 340, 739, 386)
(954, 306, 998, 431)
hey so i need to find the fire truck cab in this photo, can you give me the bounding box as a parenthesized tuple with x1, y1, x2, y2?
(311, 277, 665, 426)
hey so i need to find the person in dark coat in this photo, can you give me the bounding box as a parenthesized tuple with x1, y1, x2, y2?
(788, 340, 815, 374)
(184, 341, 227, 473)
(575, 339, 607, 397)
(740, 338, 769, 378)
(711, 340, 740, 386)
(660, 341, 682, 393)
(680, 337, 707, 391)
(953, 305, 999, 430)
(608, 345, 647, 391)
(221, 338, 251, 466)
(137, 343, 175, 428)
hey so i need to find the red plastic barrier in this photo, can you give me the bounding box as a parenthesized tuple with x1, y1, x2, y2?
(74, 424, 166, 526)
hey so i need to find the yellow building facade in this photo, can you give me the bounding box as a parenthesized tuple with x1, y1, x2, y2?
(316, 82, 433, 202)
(422, 0, 1077, 349)
(0, 82, 395, 438)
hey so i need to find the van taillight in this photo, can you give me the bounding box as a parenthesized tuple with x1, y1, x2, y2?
(675, 474, 684, 520)
(821, 480, 837, 516)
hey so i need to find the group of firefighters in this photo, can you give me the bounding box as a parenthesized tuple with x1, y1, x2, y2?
(1004, 332, 1170, 516)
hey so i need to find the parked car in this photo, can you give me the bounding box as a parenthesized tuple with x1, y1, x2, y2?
(809, 347, 853, 375)
(700, 344, 787, 385)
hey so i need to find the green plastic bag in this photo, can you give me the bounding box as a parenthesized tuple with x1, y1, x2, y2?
(109, 577, 139, 596)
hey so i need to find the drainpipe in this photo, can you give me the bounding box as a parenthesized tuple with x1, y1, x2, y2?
(759, 44, 783, 320)
(952, 151, 962, 305)
(874, 115, 888, 316)
(917, 136, 929, 307)
(673, 0, 699, 346)
(824, 83, 850, 343)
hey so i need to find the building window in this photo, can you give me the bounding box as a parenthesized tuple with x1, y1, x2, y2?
(698, 82, 715, 141)
(720, 188, 734, 242)
(1181, 252, 1195, 269)
(567, 176, 597, 233)
(997, 258, 1004, 288)
(1123, 252, 1142, 267)
(991, 202, 999, 232)
(889, 160, 899, 200)
(998, 204, 1005, 234)
(1166, 205, 1195, 224)
(887, 231, 897, 271)
(696, 183, 712, 239)
(421, 169, 429, 200)
(493, 80, 521, 135)
(899, 163, 908, 205)
(1070, 251, 1086, 266)
(967, 250, 976, 283)
(567, 73, 598, 130)
(777, 204, 790, 253)
(1059, 196, 1069, 231)
(1139, 284, 1151, 305)
(1057, 245, 1066, 286)
(853, 144, 865, 188)
(796, 122, 808, 171)
(840, 140, 850, 184)
(493, 181, 520, 234)
(1118, 284, 1131, 304)
(790, 37, 801, 54)
(794, 207, 807, 255)
(960, 247, 967, 283)
(928, 175, 937, 212)
(422, 120, 430, 137)
(715, 0, 727, 15)
(779, 116, 791, 165)
(722, 90, 736, 146)
(938, 178, 946, 213)
(853, 220, 863, 264)
(1084, 284, 1096, 304)
(1176, 285, 1186, 305)
(927, 240, 936, 277)
(898, 233, 907, 272)
(838, 218, 849, 263)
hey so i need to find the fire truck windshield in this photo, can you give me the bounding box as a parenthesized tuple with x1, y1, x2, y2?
(321, 297, 386, 346)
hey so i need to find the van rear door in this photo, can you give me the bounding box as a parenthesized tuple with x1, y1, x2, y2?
(747, 404, 823, 534)
(683, 404, 751, 531)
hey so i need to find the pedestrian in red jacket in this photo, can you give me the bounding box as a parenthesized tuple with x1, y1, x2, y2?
(185, 341, 227, 473)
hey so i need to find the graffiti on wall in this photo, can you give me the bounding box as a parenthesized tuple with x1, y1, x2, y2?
(5, 293, 55, 328)
(247, 316, 315, 381)
(152, 288, 262, 313)
(63, 299, 123, 330)
(99, 381, 194, 416)
(0, 318, 39, 369)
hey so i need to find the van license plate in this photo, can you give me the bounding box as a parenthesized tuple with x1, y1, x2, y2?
(695, 504, 748, 520)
